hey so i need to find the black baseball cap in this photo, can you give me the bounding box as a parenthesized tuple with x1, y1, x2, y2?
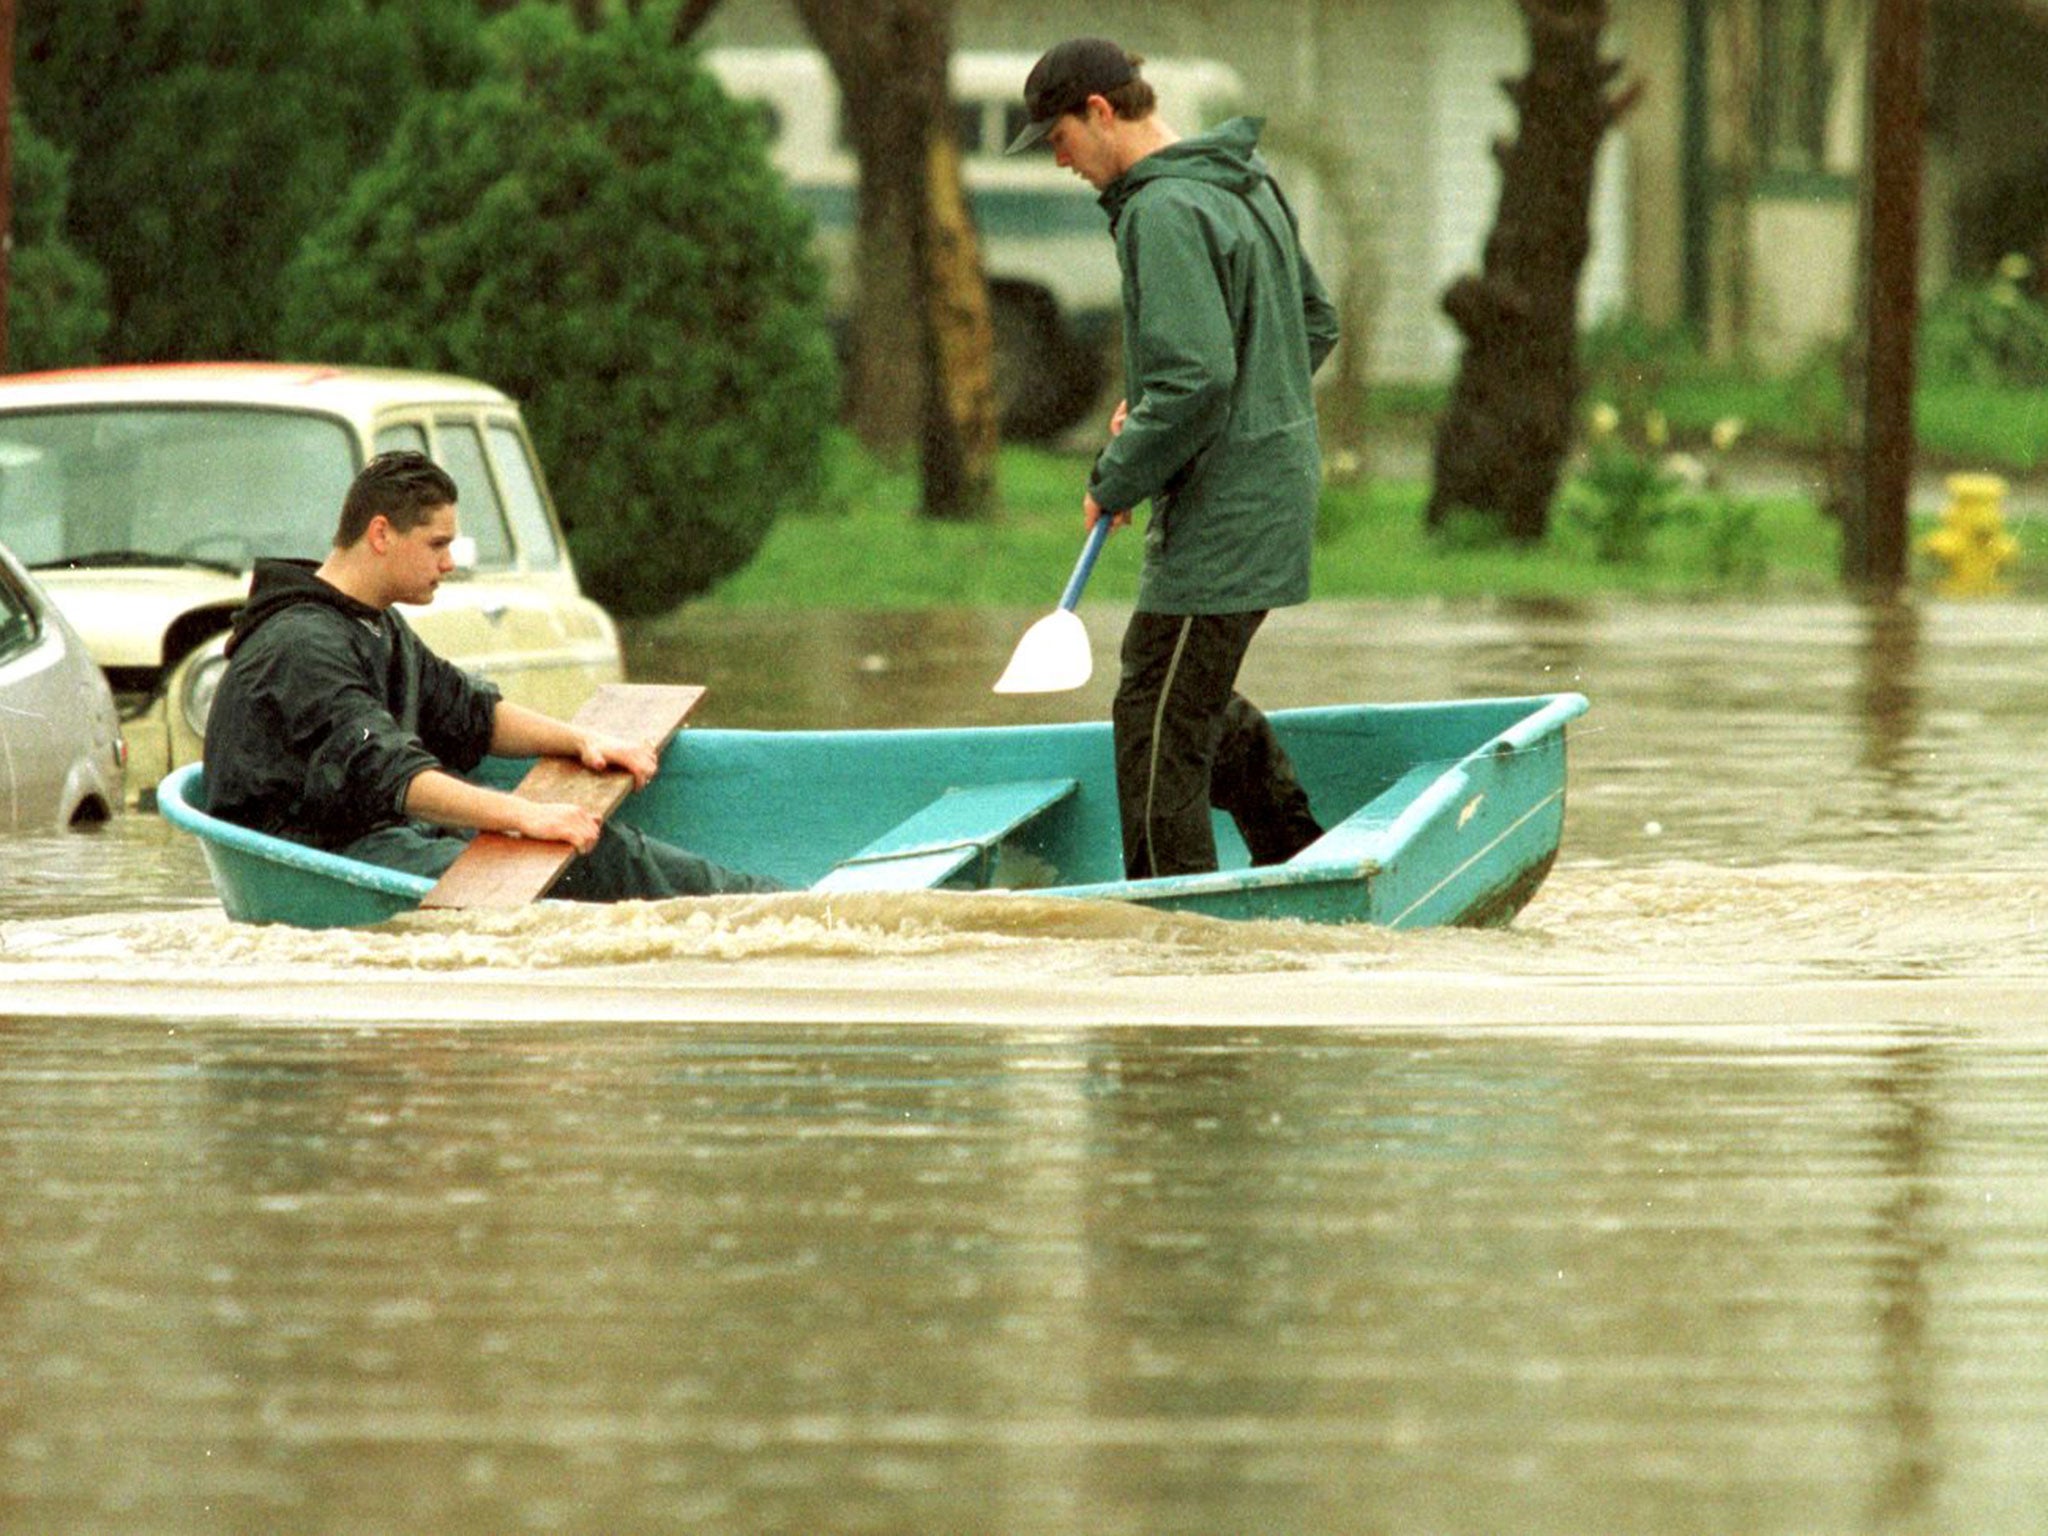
(1004, 37, 1138, 155)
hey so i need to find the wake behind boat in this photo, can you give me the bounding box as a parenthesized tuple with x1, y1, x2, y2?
(159, 693, 1589, 930)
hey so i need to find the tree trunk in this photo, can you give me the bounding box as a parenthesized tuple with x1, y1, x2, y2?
(670, 0, 726, 44)
(1426, 0, 1635, 540)
(1847, 0, 1927, 593)
(792, 0, 995, 519)
(919, 127, 999, 518)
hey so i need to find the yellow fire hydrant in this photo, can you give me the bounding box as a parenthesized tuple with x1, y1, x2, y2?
(1920, 473, 2019, 595)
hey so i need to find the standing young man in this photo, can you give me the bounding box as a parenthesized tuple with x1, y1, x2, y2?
(1009, 37, 1338, 879)
(203, 450, 779, 900)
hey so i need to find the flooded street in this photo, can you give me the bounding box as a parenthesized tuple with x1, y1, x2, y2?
(8, 596, 2048, 1533)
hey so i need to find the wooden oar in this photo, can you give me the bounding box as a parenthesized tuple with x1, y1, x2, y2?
(420, 682, 704, 910)
(993, 516, 1112, 694)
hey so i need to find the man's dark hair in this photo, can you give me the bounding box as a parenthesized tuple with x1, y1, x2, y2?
(336, 450, 460, 547)
(1103, 61, 1157, 123)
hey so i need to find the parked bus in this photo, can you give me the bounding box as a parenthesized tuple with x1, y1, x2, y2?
(706, 47, 1247, 442)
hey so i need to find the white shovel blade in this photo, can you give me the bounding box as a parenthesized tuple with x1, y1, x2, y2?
(993, 608, 1092, 694)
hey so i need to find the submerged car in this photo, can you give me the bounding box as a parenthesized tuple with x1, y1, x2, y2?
(0, 538, 124, 828)
(0, 364, 624, 804)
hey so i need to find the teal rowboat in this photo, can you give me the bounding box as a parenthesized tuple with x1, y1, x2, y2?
(158, 693, 1589, 930)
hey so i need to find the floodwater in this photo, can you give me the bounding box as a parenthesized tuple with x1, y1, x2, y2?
(7, 596, 2048, 1533)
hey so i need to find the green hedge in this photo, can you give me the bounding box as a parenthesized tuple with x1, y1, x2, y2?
(281, 4, 838, 618)
(6, 114, 109, 371)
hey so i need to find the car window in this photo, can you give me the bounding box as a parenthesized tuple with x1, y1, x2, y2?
(0, 565, 37, 666)
(486, 423, 563, 569)
(375, 422, 429, 456)
(434, 420, 514, 569)
(746, 99, 783, 145)
(1002, 103, 1051, 157)
(0, 409, 356, 570)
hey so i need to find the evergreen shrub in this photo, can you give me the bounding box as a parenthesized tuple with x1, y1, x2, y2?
(7, 115, 110, 371)
(1918, 255, 2048, 388)
(17, 0, 480, 363)
(282, 4, 837, 617)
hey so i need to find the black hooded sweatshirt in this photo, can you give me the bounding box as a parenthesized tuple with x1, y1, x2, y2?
(202, 558, 501, 850)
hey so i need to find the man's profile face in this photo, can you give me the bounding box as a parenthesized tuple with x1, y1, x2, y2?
(1047, 99, 1120, 190)
(384, 502, 460, 606)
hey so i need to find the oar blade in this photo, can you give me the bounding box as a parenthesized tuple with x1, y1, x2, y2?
(992, 609, 1092, 694)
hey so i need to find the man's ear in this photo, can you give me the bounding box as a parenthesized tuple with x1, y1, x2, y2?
(364, 514, 392, 554)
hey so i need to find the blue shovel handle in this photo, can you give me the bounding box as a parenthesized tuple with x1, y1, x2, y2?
(1058, 517, 1113, 612)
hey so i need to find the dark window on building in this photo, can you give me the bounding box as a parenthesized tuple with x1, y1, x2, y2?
(1757, 0, 1830, 172)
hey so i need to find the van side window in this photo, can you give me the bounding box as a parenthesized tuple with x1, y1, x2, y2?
(434, 421, 515, 569)
(747, 100, 784, 145)
(952, 101, 984, 155)
(375, 423, 429, 456)
(487, 423, 563, 570)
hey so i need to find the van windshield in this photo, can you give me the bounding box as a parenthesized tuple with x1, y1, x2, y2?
(0, 408, 356, 574)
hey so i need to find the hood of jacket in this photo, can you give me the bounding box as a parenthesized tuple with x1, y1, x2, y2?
(1098, 116, 1270, 228)
(226, 558, 380, 657)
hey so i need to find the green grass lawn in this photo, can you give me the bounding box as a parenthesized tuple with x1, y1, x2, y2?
(702, 440, 1884, 611)
(698, 356, 2048, 616)
(1583, 366, 2048, 472)
(1913, 385, 2048, 471)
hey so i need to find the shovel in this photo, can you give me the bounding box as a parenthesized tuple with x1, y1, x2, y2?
(993, 515, 1113, 694)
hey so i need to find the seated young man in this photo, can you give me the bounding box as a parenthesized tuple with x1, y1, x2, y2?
(202, 450, 780, 900)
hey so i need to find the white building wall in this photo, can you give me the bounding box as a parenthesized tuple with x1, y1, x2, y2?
(698, 0, 1637, 384)
(1414, 0, 1632, 379)
(1329, 1, 1444, 382)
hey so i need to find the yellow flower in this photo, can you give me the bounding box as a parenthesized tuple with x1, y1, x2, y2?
(1664, 451, 1707, 489)
(1645, 410, 1669, 448)
(1998, 252, 2034, 285)
(1710, 417, 1744, 453)
(1587, 402, 1620, 440)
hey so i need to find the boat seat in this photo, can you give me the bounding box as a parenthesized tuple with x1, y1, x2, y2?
(1288, 762, 1448, 865)
(813, 777, 1079, 893)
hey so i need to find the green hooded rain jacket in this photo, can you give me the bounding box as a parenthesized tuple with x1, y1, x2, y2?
(1087, 116, 1340, 615)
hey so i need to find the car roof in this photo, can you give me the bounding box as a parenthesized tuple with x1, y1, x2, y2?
(0, 363, 513, 415)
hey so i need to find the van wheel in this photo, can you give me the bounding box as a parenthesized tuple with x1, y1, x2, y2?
(992, 287, 1100, 443)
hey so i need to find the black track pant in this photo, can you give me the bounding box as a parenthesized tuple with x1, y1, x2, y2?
(1112, 610, 1324, 880)
(345, 820, 784, 899)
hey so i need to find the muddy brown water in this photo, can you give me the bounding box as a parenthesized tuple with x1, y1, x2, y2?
(5, 597, 2048, 1534)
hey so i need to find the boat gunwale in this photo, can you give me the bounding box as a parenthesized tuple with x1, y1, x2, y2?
(1363, 689, 1588, 852)
(648, 694, 1583, 753)
(1038, 692, 1587, 907)
(157, 762, 435, 900)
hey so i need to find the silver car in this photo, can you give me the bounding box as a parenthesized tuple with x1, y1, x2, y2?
(0, 539, 124, 828)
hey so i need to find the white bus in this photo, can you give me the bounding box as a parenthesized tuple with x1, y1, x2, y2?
(706, 47, 1247, 441)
